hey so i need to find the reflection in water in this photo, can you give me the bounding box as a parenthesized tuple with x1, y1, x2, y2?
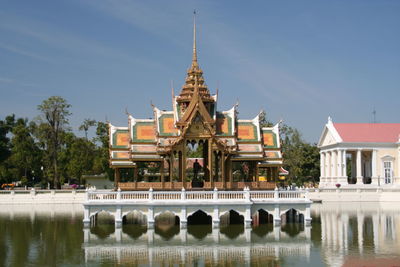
(220, 224, 244, 239)
(281, 223, 304, 238)
(1, 203, 400, 266)
(313, 202, 400, 267)
(90, 224, 115, 239)
(122, 224, 147, 240)
(154, 224, 180, 240)
(187, 225, 212, 240)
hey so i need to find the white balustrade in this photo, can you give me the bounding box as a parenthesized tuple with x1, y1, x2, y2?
(85, 189, 308, 203)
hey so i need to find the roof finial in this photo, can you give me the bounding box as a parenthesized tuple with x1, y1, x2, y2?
(192, 10, 198, 65)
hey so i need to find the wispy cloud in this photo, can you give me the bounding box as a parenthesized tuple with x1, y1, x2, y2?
(0, 12, 160, 69)
(0, 42, 52, 62)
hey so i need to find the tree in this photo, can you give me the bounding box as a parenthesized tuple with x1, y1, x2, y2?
(258, 110, 273, 128)
(92, 121, 112, 178)
(66, 137, 95, 185)
(9, 118, 42, 183)
(280, 124, 320, 186)
(79, 119, 96, 140)
(36, 96, 71, 188)
(0, 114, 15, 163)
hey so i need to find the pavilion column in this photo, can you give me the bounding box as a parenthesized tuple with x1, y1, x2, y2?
(114, 168, 120, 189)
(182, 145, 187, 189)
(221, 152, 226, 189)
(356, 149, 363, 184)
(169, 155, 173, 181)
(214, 152, 219, 182)
(208, 139, 213, 188)
(371, 149, 378, 185)
(228, 157, 233, 187)
(255, 163, 259, 185)
(160, 159, 165, 189)
(178, 151, 183, 184)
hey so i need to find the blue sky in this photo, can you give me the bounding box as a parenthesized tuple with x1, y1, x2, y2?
(1, 0, 399, 142)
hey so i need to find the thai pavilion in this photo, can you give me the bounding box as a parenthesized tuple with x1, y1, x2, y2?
(108, 18, 284, 190)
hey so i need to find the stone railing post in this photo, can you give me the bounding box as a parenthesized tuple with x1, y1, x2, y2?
(117, 187, 121, 201)
(305, 188, 309, 200)
(274, 187, 279, 200)
(181, 187, 186, 201)
(149, 187, 154, 201)
(30, 187, 36, 196)
(213, 187, 218, 201)
(85, 188, 89, 202)
(243, 186, 250, 201)
(11, 190, 15, 196)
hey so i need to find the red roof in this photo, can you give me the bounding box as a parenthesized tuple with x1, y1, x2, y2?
(333, 123, 400, 143)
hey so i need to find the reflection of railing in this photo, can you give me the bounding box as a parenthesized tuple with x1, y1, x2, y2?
(86, 188, 309, 203)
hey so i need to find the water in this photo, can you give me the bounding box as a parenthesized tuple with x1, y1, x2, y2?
(0, 203, 400, 266)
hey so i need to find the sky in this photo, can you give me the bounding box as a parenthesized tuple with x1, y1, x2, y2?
(0, 0, 399, 143)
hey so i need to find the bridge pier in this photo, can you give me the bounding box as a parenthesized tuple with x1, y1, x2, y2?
(180, 207, 187, 229)
(115, 206, 122, 228)
(273, 205, 281, 226)
(304, 205, 312, 226)
(212, 206, 220, 228)
(147, 207, 155, 229)
(244, 205, 252, 228)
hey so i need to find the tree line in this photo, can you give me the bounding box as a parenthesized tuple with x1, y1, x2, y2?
(259, 111, 320, 186)
(0, 97, 320, 189)
(0, 96, 111, 189)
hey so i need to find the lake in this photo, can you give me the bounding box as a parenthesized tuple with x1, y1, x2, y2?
(0, 202, 399, 266)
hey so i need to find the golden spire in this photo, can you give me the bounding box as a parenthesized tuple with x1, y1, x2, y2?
(177, 10, 213, 103)
(192, 10, 198, 67)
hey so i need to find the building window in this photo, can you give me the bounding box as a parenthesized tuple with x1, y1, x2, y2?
(383, 161, 393, 184)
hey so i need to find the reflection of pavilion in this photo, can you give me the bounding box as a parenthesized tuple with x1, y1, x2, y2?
(83, 227, 311, 265)
(313, 202, 400, 267)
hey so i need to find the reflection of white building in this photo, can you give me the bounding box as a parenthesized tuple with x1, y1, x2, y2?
(314, 202, 400, 267)
(318, 118, 400, 188)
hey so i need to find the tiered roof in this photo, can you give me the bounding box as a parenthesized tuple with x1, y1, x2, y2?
(109, 15, 282, 167)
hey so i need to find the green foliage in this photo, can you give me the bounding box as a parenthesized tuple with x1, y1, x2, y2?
(36, 96, 71, 188)
(280, 124, 320, 186)
(79, 118, 96, 139)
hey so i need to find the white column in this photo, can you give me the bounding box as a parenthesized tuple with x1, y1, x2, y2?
(326, 152, 331, 184)
(332, 150, 337, 181)
(397, 147, 400, 185)
(337, 150, 342, 182)
(320, 152, 326, 182)
(371, 149, 378, 185)
(356, 149, 363, 184)
(342, 149, 347, 184)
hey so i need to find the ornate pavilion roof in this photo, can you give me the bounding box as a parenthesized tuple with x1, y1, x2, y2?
(109, 15, 282, 168)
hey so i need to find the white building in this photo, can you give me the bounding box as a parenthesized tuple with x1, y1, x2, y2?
(318, 118, 400, 188)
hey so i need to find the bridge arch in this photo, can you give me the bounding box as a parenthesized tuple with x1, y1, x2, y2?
(122, 210, 147, 225)
(253, 209, 274, 226)
(187, 209, 212, 225)
(220, 209, 244, 226)
(280, 208, 304, 223)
